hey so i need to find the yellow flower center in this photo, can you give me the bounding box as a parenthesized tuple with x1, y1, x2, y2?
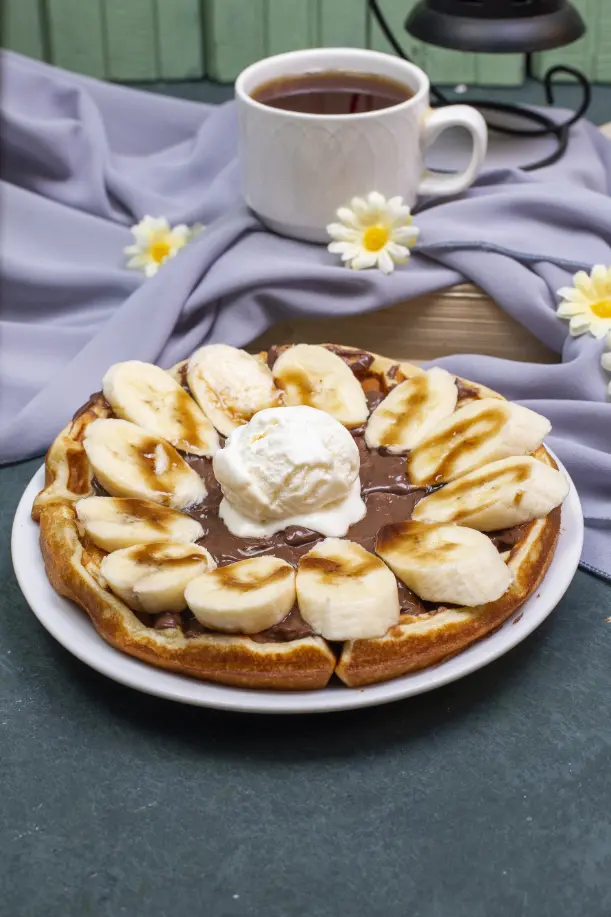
(362, 225, 390, 252)
(590, 298, 611, 319)
(150, 238, 172, 263)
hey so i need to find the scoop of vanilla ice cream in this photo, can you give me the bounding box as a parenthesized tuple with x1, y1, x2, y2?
(213, 406, 365, 536)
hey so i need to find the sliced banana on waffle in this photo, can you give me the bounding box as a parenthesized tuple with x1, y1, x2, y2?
(185, 556, 295, 634)
(83, 419, 206, 509)
(296, 538, 400, 640)
(377, 520, 512, 607)
(365, 367, 457, 453)
(186, 344, 282, 437)
(101, 542, 216, 613)
(102, 360, 219, 456)
(76, 496, 203, 552)
(272, 344, 369, 428)
(408, 398, 551, 485)
(412, 456, 568, 531)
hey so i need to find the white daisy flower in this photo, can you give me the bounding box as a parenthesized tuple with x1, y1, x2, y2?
(124, 215, 204, 277)
(326, 192, 420, 275)
(601, 330, 611, 398)
(556, 264, 611, 339)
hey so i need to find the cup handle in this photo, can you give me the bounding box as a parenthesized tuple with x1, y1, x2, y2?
(417, 105, 488, 198)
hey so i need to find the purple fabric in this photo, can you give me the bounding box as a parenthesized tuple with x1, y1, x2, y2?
(1, 52, 609, 578)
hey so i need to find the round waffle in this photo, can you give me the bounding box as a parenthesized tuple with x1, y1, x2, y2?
(33, 345, 565, 690)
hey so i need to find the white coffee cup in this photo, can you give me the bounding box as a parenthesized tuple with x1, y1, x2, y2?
(235, 47, 487, 243)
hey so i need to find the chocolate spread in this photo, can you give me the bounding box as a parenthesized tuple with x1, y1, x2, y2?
(180, 425, 436, 634)
(251, 605, 316, 643)
(365, 390, 384, 412)
(71, 392, 110, 424)
(266, 345, 283, 370)
(176, 363, 189, 389)
(488, 523, 528, 551)
(92, 349, 527, 640)
(154, 611, 181, 630)
(323, 345, 375, 378)
(455, 378, 480, 402)
(183, 435, 429, 568)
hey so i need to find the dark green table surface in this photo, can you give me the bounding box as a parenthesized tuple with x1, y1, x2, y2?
(2, 457, 610, 917)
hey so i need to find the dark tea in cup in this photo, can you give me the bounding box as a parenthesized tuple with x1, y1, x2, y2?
(236, 48, 487, 240)
(251, 70, 413, 116)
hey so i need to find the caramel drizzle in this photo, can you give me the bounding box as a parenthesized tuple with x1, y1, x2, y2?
(214, 562, 292, 592)
(66, 448, 92, 494)
(192, 359, 281, 428)
(439, 463, 532, 523)
(196, 372, 247, 424)
(129, 544, 206, 567)
(410, 406, 507, 483)
(377, 520, 460, 562)
(115, 498, 180, 531)
(378, 375, 429, 447)
(300, 553, 379, 582)
(137, 438, 183, 496)
(167, 386, 209, 452)
(275, 367, 317, 407)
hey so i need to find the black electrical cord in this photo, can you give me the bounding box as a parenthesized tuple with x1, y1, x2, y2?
(368, 0, 591, 171)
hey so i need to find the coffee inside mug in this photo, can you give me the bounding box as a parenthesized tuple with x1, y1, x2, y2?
(250, 70, 414, 116)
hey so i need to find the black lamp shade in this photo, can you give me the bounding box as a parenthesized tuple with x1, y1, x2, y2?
(406, 1, 586, 54)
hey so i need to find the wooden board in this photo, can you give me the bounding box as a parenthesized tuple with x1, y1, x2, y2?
(248, 284, 559, 365)
(424, 47, 476, 86)
(594, 1, 611, 82)
(368, 0, 427, 71)
(104, 0, 158, 81)
(206, 0, 368, 79)
(46, 0, 107, 79)
(2, 0, 45, 61)
(266, 0, 318, 55)
(204, 0, 266, 82)
(319, 0, 367, 49)
(155, 0, 205, 80)
(476, 54, 524, 88)
(3, 0, 610, 86)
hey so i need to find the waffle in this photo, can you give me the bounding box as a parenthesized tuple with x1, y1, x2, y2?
(33, 345, 564, 690)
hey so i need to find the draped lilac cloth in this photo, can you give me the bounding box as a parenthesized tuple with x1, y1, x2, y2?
(1, 52, 609, 578)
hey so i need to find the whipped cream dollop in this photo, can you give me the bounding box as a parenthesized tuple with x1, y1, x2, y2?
(213, 406, 366, 537)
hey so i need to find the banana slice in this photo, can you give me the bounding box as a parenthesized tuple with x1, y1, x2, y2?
(376, 520, 512, 607)
(412, 456, 568, 531)
(365, 367, 457, 453)
(407, 398, 551, 485)
(296, 538, 400, 640)
(272, 344, 368, 428)
(186, 344, 282, 437)
(83, 419, 206, 509)
(76, 496, 204, 552)
(102, 360, 219, 457)
(101, 542, 216, 613)
(185, 556, 295, 634)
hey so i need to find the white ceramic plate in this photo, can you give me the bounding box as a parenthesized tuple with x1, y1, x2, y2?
(12, 463, 583, 714)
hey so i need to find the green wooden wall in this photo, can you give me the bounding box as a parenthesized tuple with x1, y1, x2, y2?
(2, 0, 610, 85)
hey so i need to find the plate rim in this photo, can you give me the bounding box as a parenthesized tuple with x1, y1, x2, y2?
(11, 461, 583, 714)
